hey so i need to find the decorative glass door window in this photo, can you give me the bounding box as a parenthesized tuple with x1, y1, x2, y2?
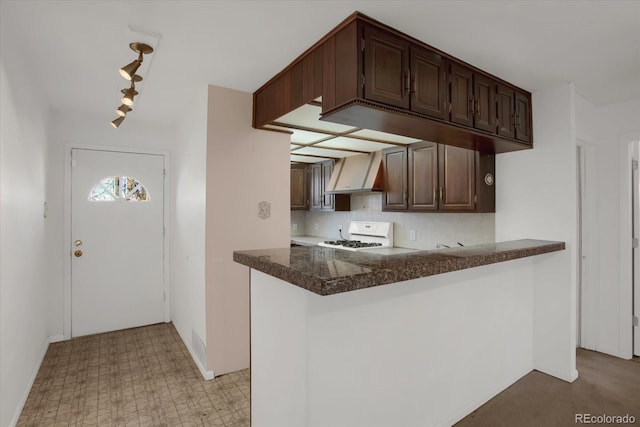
(89, 176, 150, 202)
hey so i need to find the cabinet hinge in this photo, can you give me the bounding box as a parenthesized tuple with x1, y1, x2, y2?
(634, 315, 639, 327)
(633, 238, 639, 248)
(633, 160, 638, 170)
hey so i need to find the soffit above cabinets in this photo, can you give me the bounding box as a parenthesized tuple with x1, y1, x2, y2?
(267, 102, 422, 164)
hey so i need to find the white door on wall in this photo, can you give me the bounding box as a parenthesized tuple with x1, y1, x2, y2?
(71, 148, 165, 337)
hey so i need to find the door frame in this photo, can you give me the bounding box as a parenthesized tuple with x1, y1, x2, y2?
(576, 141, 597, 351)
(63, 144, 171, 340)
(619, 132, 640, 358)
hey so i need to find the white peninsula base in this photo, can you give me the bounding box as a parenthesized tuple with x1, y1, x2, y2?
(250, 252, 570, 427)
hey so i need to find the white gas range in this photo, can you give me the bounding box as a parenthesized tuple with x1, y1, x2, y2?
(318, 221, 393, 252)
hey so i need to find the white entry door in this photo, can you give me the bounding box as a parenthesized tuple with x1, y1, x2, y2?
(71, 149, 165, 337)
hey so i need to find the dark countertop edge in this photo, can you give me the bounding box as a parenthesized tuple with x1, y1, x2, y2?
(233, 240, 565, 296)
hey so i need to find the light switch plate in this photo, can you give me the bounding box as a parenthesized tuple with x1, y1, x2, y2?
(410, 229, 417, 241)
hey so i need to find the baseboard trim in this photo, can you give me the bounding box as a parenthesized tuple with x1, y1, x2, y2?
(173, 322, 214, 381)
(48, 335, 65, 343)
(8, 336, 50, 427)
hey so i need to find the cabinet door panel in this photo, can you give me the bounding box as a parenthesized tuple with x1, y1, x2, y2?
(364, 26, 410, 109)
(450, 63, 474, 127)
(322, 160, 335, 210)
(515, 91, 532, 143)
(309, 163, 323, 211)
(496, 84, 515, 139)
(382, 147, 408, 211)
(411, 48, 447, 119)
(439, 145, 475, 211)
(473, 74, 495, 132)
(291, 164, 308, 210)
(408, 142, 438, 211)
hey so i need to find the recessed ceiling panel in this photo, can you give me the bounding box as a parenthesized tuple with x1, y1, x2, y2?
(294, 147, 361, 158)
(290, 155, 329, 163)
(315, 137, 396, 152)
(349, 129, 422, 144)
(276, 104, 357, 133)
(289, 129, 333, 144)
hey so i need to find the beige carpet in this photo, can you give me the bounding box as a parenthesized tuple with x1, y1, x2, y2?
(456, 349, 640, 426)
(17, 323, 250, 426)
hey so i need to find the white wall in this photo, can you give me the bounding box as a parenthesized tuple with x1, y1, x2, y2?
(172, 87, 209, 375)
(576, 96, 640, 358)
(0, 58, 51, 426)
(496, 83, 578, 381)
(295, 193, 495, 249)
(205, 85, 290, 375)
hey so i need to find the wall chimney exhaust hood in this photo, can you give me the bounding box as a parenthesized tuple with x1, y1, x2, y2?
(325, 151, 382, 194)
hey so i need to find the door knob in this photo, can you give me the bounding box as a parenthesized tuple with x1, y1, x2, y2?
(74, 250, 83, 257)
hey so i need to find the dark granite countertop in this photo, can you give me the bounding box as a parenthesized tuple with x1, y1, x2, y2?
(233, 239, 565, 296)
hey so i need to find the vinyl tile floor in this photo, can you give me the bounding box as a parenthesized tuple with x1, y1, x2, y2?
(17, 323, 250, 427)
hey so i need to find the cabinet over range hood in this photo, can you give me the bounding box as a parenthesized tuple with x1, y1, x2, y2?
(325, 151, 382, 194)
(253, 12, 533, 155)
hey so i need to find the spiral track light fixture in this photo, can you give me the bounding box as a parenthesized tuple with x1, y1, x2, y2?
(110, 43, 153, 129)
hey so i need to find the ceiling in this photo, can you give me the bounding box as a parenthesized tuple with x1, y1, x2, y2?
(1, 0, 639, 137)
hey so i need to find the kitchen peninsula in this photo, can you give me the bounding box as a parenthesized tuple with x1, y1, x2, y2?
(234, 239, 565, 427)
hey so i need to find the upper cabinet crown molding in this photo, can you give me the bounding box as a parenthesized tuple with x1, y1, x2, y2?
(254, 12, 533, 154)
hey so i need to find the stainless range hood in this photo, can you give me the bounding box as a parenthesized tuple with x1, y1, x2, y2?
(325, 151, 383, 194)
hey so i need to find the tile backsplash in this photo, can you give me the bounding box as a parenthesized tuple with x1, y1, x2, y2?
(291, 193, 495, 250)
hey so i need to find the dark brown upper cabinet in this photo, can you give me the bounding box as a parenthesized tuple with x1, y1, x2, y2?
(309, 160, 351, 212)
(438, 144, 475, 211)
(291, 164, 308, 210)
(514, 90, 532, 143)
(383, 142, 495, 213)
(381, 146, 408, 211)
(408, 141, 438, 211)
(363, 26, 411, 110)
(496, 84, 516, 139)
(363, 27, 448, 120)
(254, 12, 533, 154)
(411, 46, 448, 120)
(450, 64, 495, 134)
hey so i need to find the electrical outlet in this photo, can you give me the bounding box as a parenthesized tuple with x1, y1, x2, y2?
(292, 223, 298, 231)
(410, 229, 417, 241)
(339, 224, 343, 231)
(314, 223, 319, 231)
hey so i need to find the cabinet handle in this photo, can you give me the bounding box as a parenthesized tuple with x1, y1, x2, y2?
(514, 113, 520, 129)
(439, 187, 444, 202)
(405, 71, 411, 95)
(475, 99, 481, 116)
(469, 97, 475, 114)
